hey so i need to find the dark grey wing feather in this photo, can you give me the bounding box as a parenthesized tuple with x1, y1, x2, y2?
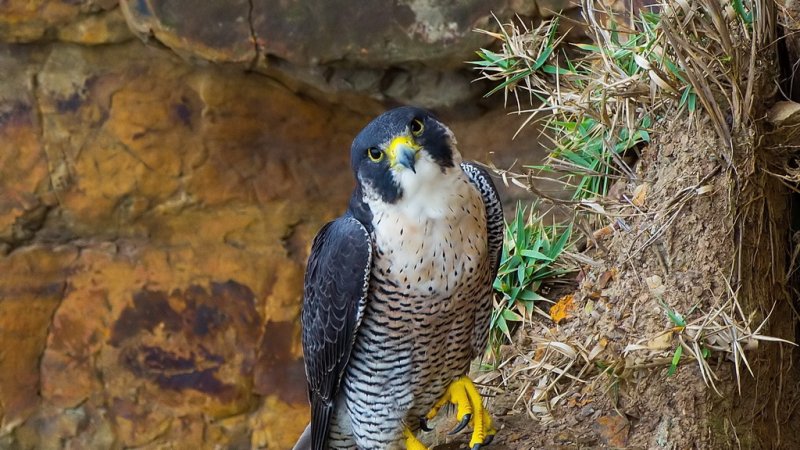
(301, 216, 372, 450)
(461, 162, 504, 357)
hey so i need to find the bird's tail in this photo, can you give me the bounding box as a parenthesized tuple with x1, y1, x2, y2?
(291, 423, 312, 450)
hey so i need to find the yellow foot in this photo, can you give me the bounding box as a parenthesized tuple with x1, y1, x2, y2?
(423, 375, 497, 449)
(404, 426, 429, 450)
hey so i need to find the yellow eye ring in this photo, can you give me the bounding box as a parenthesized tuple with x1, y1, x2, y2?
(410, 119, 424, 136)
(367, 147, 383, 162)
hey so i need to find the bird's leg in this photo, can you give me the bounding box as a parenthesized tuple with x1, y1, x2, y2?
(404, 426, 429, 450)
(421, 375, 497, 450)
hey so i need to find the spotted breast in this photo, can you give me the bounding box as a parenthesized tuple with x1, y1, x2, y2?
(327, 167, 491, 449)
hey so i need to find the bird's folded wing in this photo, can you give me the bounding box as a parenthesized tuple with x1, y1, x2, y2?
(461, 162, 505, 357)
(301, 215, 372, 450)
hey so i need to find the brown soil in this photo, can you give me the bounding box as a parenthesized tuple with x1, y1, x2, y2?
(427, 109, 800, 449)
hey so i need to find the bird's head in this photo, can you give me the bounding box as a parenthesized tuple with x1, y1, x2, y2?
(350, 106, 460, 204)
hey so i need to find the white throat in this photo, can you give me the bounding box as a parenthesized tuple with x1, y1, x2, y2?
(362, 146, 488, 297)
(390, 148, 465, 220)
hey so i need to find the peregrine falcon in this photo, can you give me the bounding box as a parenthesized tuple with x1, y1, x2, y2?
(293, 107, 504, 450)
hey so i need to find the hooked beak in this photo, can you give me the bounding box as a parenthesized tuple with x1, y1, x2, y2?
(387, 135, 419, 173)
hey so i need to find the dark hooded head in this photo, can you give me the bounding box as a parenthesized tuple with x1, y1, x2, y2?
(349, 106, 458, 205)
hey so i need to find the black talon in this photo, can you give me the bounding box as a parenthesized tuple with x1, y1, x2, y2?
(419, 417, 433, 432)
(449, 414, 471, 435)
(468, 432, 495, 449)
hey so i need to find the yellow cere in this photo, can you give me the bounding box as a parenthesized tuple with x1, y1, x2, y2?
(386, 135, 420, 167)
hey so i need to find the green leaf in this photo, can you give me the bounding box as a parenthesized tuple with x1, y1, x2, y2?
(668, 345, 683, 376)
(479, 48, 503, 61)
(490, 198, 578, 351)
(551, 120, 577, 132)
(552, 223, 572, 254)
(564, 54, 579, 74)
(489, 309, 499, 328)
(573, 43, 601, 52)
(542, 64, 570, 75)
(496, 314, 510, 339)
(532, 44, 554, 70)
(509, 286, 522, 303)
(469, 51, 498, 67)
(609, 21, 620, 45)
(502, 308, 523, 322)
(520, 249, 553, 260)
(515, 205, 525, 245)
(492, 278, 504, 291)
(663, 58, 687, 83)
(473, 48, 518, 70)
(679, 86, 691, 109)
(660, 301, 686, 327)
(641, 11, 660, 26)
(559, 148, 593, 167)
(518, 289, 546, 302)
(731, 0, 753, 25)
(484, 69, 533, 97)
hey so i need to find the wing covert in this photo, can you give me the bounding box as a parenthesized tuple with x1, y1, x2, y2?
(301, 215, 372, 450)
(461, 162, 505, 356)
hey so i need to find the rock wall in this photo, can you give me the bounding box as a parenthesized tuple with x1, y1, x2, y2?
(0, 39, 359, 449)
(0, 1, 574, 448)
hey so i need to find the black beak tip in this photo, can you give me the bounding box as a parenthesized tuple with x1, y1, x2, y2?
(397, 147, 417, 173)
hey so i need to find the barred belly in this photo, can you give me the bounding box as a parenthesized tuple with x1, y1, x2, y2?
(328, 174, 490, 449)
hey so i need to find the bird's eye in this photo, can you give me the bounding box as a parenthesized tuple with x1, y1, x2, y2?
(410, 118, 424, 136)
(367, 147, 383, 162)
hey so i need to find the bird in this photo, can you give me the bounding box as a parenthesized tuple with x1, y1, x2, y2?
(292, 106, 504, 450)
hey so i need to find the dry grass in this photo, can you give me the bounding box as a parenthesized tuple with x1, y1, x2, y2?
(479, 0, 775, 193)
(474, 0, 791, 423)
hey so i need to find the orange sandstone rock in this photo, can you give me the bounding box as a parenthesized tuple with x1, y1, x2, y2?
(0, 40, 375, 448)
(0, 246, 77, 431)
(0, 0, 123, 43)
